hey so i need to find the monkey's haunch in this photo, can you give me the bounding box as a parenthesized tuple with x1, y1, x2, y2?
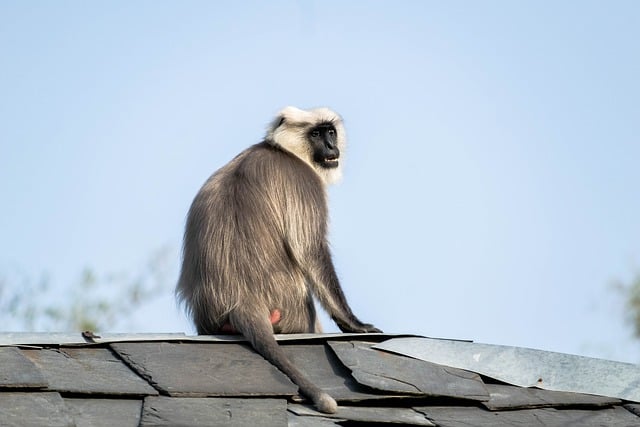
(220, 310, 281, 334)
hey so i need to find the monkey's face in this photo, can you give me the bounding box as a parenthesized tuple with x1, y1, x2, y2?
(309, 123, 340, 169)
(267, 106, 345, 184)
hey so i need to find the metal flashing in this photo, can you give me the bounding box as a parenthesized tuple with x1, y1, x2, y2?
(375, 337, 640, 402)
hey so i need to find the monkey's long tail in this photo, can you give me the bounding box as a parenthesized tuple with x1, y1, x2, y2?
(230, 308, 338, 414)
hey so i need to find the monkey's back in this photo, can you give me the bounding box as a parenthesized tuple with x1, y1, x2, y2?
(177, 142, 328, 333)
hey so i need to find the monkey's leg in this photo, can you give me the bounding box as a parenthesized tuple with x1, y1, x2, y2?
(307, 246, 382, 334)
(229, 308, 338, 414)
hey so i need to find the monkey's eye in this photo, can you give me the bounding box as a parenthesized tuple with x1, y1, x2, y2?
(311, 130, 320, 138)
(328, 129, 336, 136)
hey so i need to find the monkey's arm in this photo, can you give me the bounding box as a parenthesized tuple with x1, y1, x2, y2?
(307, 244, 381, 333)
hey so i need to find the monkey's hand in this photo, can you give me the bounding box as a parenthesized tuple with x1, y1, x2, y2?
(334, 318, 382, 334)
(352, 323, 382, 334)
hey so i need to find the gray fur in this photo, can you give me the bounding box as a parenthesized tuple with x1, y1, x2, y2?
(176, 107, 380, 413)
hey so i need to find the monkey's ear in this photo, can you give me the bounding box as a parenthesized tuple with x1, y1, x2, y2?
(266, 114, 286, 140)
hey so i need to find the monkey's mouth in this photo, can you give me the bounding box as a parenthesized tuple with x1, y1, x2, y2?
(322, 156, 339, 168)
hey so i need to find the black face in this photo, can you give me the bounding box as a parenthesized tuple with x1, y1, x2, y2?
(308, 123, 340, 169)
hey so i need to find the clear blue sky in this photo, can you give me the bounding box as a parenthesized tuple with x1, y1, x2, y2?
(2, 1, 639, 362)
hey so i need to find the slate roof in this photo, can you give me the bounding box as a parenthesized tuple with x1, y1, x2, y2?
(1, 332, 639, 426)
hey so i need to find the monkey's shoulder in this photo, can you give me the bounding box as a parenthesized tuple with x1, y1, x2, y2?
(195, 142, 326, 217)
(235, 142, 323, 187)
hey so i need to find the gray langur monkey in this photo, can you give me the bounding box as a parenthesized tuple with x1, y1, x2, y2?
(176, 106, 381, 413)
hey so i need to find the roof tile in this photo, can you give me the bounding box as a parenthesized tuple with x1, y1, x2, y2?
(21, 347, 157, 396)
(329, 340, 489, 401)
(0, 392, 73, 427)
(63, 398, 142, 427)
(281, 343, 394, 402)
(0, 347, 47, 388)
(289, 403, 435, 426)
(111, 342, 297, 396)
(140, 396, 288, 426)
(416, 405, 640, 427)
(483, 383, 621, 411)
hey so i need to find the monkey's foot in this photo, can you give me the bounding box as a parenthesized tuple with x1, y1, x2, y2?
(315, 393, 338, 414)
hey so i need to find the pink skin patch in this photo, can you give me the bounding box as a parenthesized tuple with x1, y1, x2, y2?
(269, 309, 282, 324)
(220, 309, 281, 333)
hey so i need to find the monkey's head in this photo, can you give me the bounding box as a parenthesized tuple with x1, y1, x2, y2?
(267, 106, 346, 185)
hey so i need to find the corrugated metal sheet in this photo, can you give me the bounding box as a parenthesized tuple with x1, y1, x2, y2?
(374, 337, 640, 402)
